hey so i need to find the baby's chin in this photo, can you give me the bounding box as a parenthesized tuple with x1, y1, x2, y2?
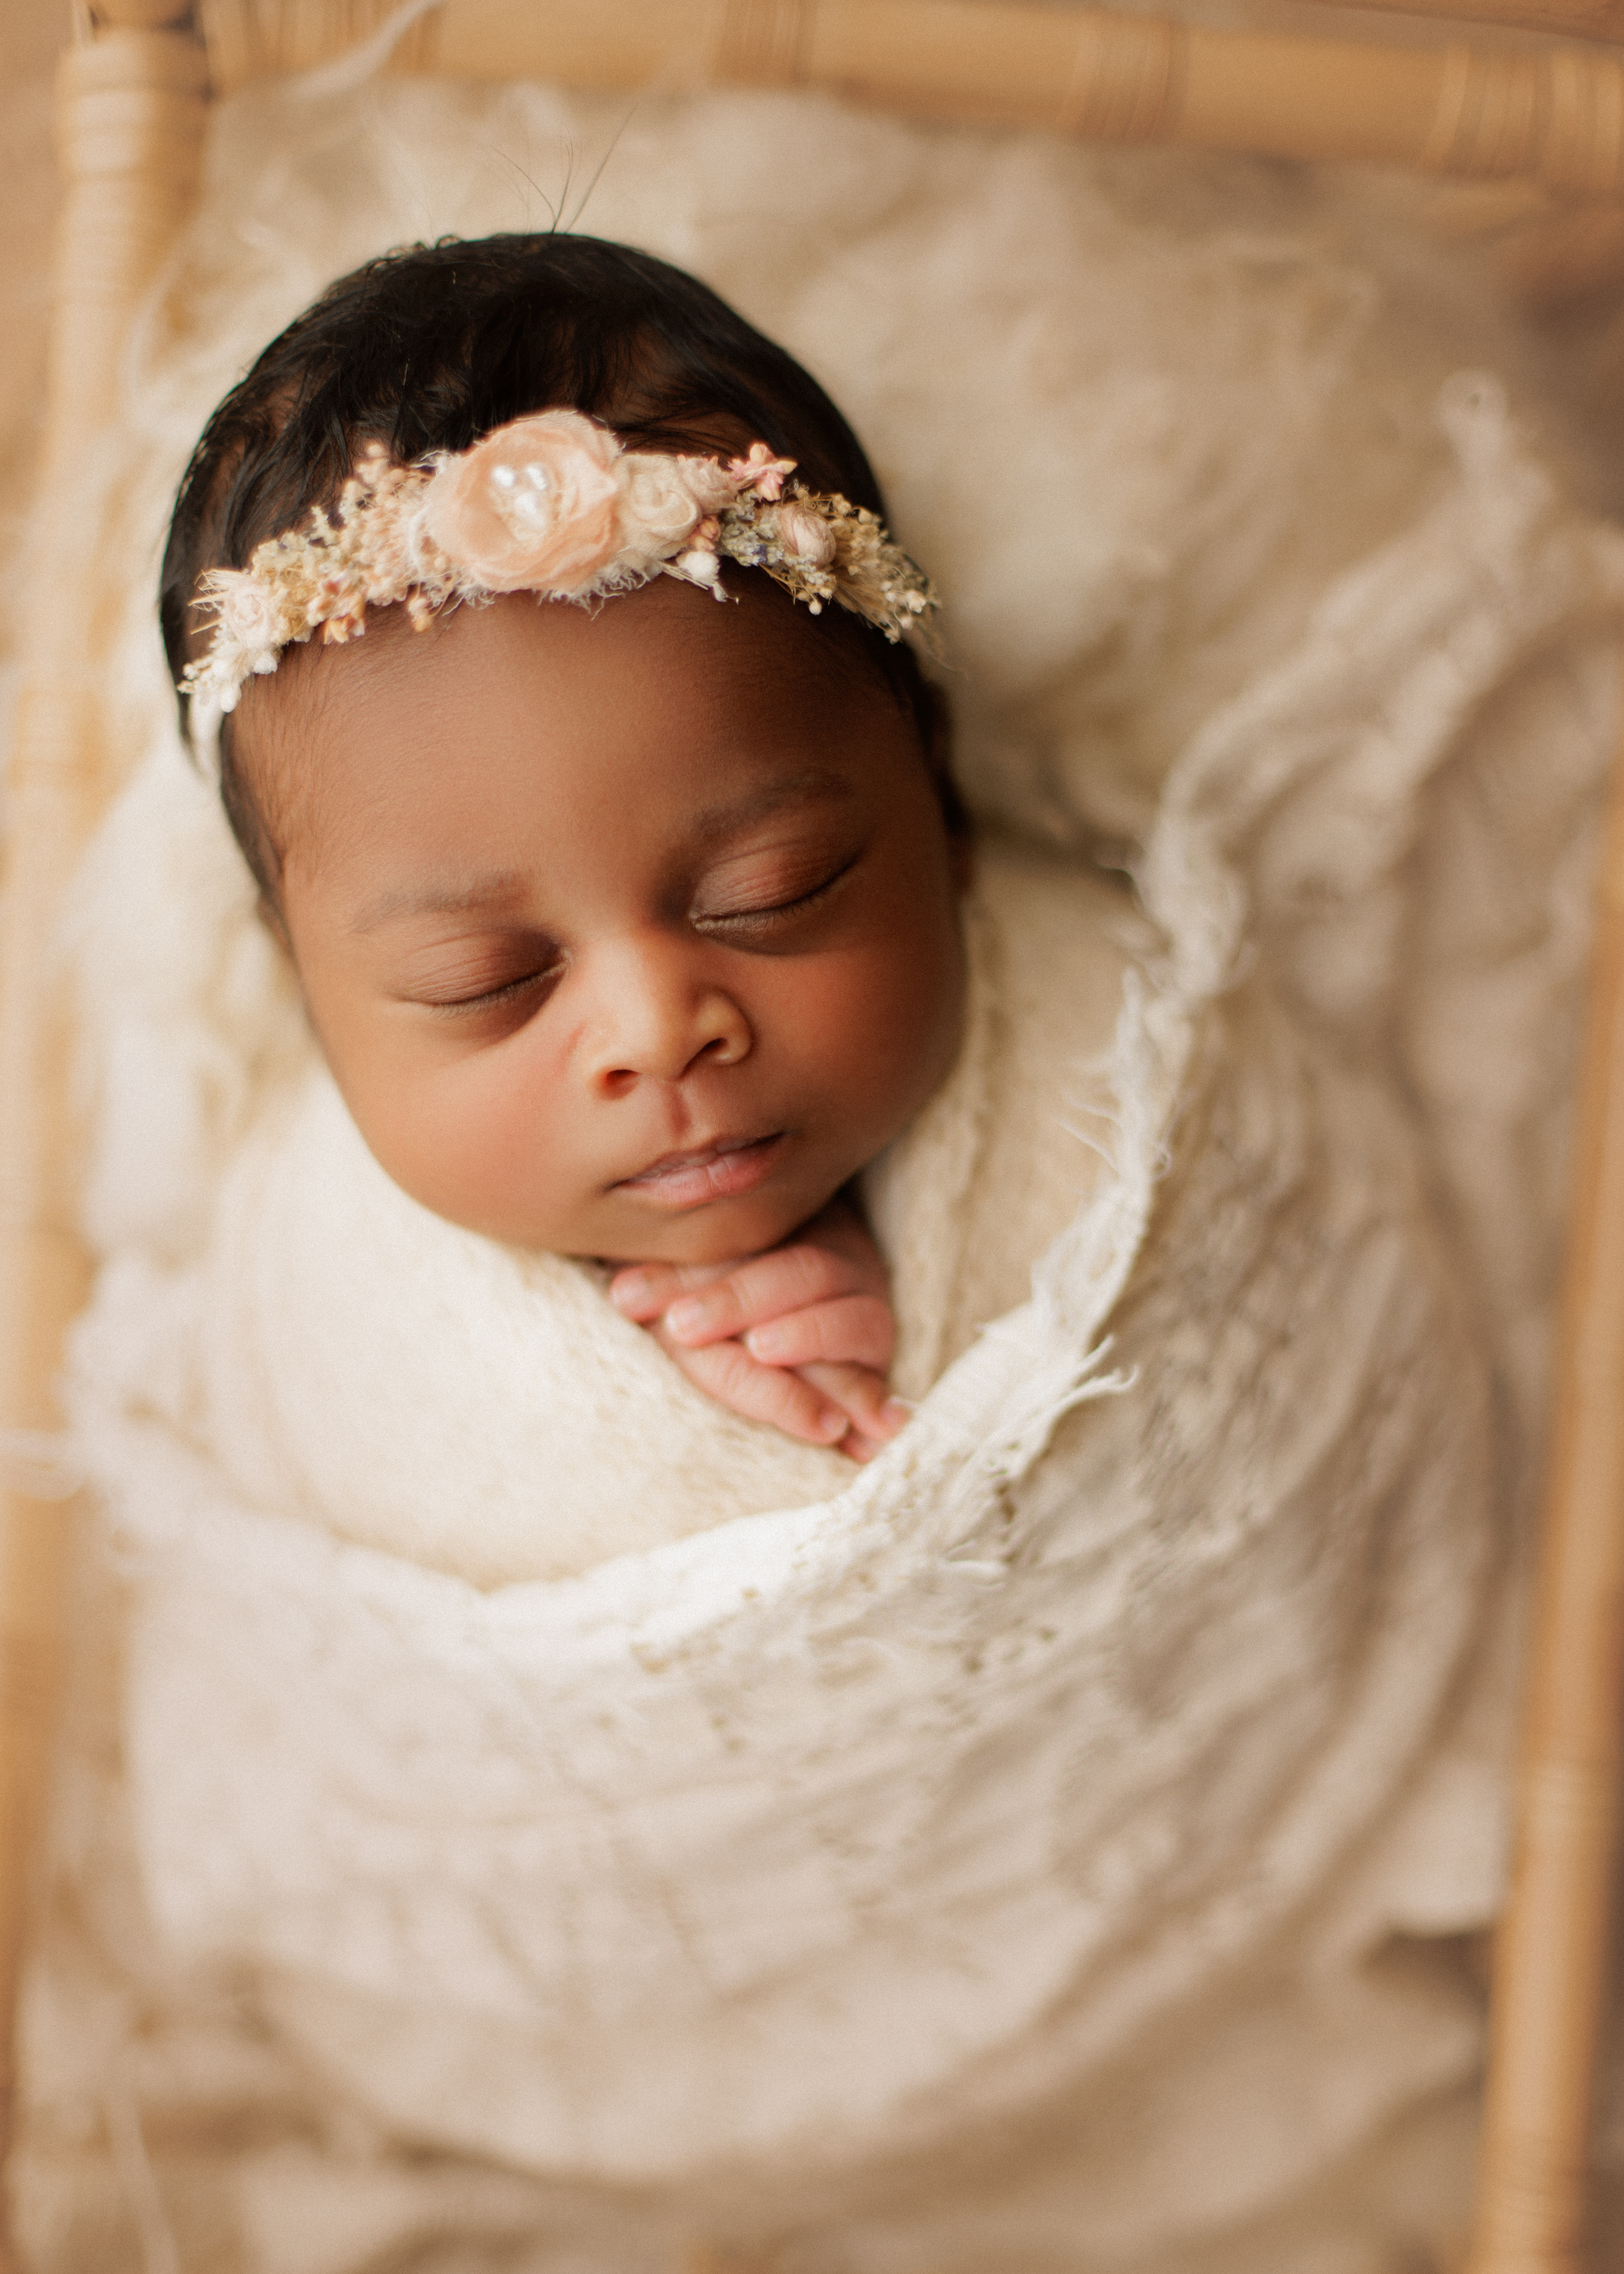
(387, 1145, 846, 1268)
(565, 1182, 843, 1270)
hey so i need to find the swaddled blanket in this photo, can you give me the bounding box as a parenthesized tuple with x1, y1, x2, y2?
(16, 60, 1624, 2274)
(68, 747, 1499, 2202)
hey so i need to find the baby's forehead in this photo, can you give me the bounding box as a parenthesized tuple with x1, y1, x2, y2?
(234, 575, 919, 876)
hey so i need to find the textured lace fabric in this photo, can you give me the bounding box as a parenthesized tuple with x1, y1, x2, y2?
(867, 842, 1151, 1398)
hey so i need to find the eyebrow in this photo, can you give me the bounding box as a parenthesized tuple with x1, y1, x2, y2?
(688, 767, 855, 839)
(348, 872, 532, 935)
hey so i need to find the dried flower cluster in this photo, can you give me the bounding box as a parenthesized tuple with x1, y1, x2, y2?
(716, 488, 935, 638)
(181, 413, 936, 732)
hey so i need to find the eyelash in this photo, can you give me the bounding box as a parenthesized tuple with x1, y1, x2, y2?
(430, 959, 564, 1018)
(430, 857, 857, 1014)
(694, 853, 858, 935)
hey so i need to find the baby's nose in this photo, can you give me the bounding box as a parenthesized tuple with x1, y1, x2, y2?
(583, 939, 751, 1090)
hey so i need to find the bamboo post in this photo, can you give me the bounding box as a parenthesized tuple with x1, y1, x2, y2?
(192, 0, 1624, 201)
(1291, 0, 1624, 51)
(0, 9, 207, 2264)
(1466, 708, 1624, 2271)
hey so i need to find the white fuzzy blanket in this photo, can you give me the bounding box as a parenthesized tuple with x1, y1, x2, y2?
(13, 61, 1624, 2274)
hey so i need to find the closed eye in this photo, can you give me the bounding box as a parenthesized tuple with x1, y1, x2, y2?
(421, 958, 566, 1016)
(692, 852, 859, 937)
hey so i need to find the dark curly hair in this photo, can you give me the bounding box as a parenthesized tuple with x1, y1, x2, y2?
(161, 232, 957, 899)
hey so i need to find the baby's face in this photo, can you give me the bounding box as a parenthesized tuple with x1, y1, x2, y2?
(254, 577, 965, 1264)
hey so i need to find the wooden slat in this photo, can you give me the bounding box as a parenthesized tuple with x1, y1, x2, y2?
(0, 19, 208, 2269)
(1467, 699, 1624, 2273)
(195, 0, 1624, 200)
(1292, 0, 1624, 52)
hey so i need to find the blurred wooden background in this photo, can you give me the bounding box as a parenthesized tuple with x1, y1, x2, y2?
(0, 7, 63, 724)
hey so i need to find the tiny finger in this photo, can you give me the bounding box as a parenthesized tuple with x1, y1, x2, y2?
(745, 1295, 896, 1371)
(608, 1259, 729, 1322)
(662, 1333, 851, 1446)
(796, 1361, 911, 1445)
(662, 1244, 856, 1346)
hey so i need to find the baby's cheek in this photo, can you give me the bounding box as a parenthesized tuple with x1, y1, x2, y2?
(333, 1039, 571, 1246)
(788, 929, 963, 1152)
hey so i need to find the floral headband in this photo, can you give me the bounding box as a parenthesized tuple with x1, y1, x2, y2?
(180, 410, 937, 739)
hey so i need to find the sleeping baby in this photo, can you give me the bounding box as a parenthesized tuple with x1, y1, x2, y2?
(166, 228, 1128, 1496)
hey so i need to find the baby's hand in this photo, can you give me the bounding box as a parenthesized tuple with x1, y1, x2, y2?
(607, 1196, 908, 1462)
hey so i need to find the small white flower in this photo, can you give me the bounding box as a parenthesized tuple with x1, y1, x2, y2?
(675, 546, 723, 588)
(214, 571, 282, 651)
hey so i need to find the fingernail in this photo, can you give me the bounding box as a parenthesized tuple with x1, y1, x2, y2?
(664, 1296, 708, 1342)
(816, 1407, 847, 1440)
(746, 1323, 788, 1361)
(879, 1398, 911, 1432)
(609, 1275, 648, 1313)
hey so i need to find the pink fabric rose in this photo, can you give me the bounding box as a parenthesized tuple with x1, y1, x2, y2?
(421, 412, 625, 595)
(615, 454, 707, 574)
(775, 502, 836, 568)
(675, 455, 745, 515)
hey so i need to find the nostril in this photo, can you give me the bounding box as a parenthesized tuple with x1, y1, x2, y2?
(586, 982, 749, 1086)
